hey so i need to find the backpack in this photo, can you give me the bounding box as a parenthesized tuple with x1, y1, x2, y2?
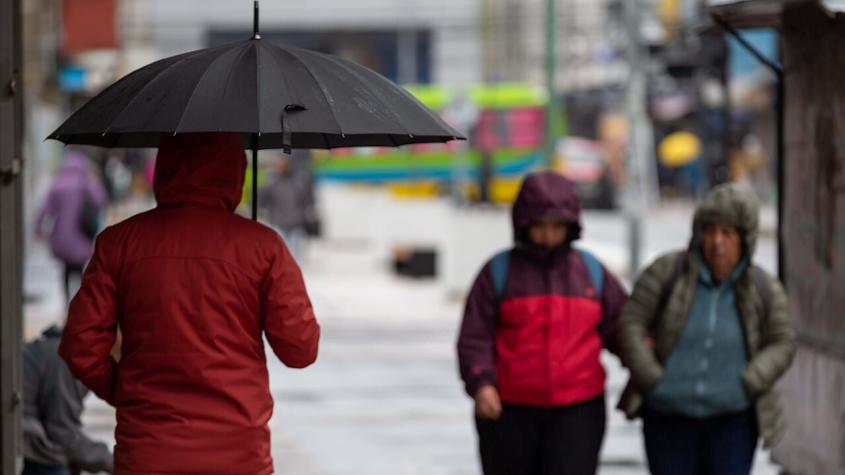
(489, 248, 604, 300)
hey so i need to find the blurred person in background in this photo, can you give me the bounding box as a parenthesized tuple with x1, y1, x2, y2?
(58, 133, 320, 475)
(457, 171, 628, 475)
(617, 184, 796, 475)
(258, 149, 317, 261)
(34, 147, 108, 302)
(22, 324, 113, 475)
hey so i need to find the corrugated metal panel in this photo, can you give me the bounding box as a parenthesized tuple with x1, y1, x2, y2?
(781, 3, 845, 350)
(774, 2, 845, 473)
(708, 0, 788, 27)
(0, 0, 24, 472)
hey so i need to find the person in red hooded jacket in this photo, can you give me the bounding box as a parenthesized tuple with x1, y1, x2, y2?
(59, 133, 320, 475)
(458, 171, 627, 475)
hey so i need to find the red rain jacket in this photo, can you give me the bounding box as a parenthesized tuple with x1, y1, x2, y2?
(458, 172, 627, 407)
(59, 133, 320, 475)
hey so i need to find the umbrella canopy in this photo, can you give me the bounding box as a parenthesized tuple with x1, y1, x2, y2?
(49, 38, 463, 149)
(48, 1, 464, 220)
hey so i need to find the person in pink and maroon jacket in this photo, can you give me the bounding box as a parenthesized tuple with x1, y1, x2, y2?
(457, 171, 627, 475)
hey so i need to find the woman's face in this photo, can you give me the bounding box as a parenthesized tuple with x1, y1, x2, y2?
(528, 218, 568, 248)
(701, 222, 742, 281)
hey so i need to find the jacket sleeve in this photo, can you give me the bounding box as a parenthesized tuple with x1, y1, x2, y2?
(261, 235, 320, 368)
(59, 230, 119, 405)
(457, 262, 498, 398)
(742, 275, 797, 398)
(43, 363, 113, 473)
(618, 253, 678, 392)
(598, 265, 628, 355)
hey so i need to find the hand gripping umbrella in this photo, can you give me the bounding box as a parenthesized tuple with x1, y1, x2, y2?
(49, 1, 464, 219)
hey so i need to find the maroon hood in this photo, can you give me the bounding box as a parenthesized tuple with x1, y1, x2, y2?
(154, 133, 246, 211)
(512, 171, 582, 244)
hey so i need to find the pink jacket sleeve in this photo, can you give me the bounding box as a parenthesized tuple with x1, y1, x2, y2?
(58, 230, 119, 405)
(261, 237, 320, 368)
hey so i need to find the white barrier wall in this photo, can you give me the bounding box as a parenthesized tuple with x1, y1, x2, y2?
(317, 184, 510, 296)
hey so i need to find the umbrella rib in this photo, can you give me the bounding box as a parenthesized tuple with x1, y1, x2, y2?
(105, 43, 234, 136)
(53, 61, 166, 139)
(52, 49, 202, 139)
(279, 47, 345, 137)
(174, 45, 246, 134)
(218, 43, 254, 133)
(271, 47, 302, 140)
(101, 59, 180, 136)
(318, 53, 416, 138)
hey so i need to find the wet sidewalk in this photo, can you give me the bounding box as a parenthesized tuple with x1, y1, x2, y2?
(22, 195, 783, 474)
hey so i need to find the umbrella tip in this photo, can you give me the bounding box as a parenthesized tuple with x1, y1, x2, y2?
(252, 0, 261, 40)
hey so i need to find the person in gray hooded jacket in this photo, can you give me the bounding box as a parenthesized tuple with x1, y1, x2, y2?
(618, 184, 796, 475)
(23, 325, 113, 475)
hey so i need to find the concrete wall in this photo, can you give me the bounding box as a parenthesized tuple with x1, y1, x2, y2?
(773, 3, 845, 474)
(316, 184, 511, 298)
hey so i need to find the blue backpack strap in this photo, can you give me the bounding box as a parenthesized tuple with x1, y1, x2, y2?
(489, 250, 511, 300)
(576, 248, 604, 295)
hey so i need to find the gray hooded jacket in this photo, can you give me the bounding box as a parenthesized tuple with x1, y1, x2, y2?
(23, 326, 113, 472)
(617, 184, 797, 448)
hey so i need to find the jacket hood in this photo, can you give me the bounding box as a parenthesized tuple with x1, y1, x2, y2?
(154, 133, 246, 211)
(691, 184, 760, 257)
(512, 171, 582, 245)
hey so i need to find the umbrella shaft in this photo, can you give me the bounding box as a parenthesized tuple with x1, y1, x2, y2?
(252, 144, 258, 221)
(253, 1, 261, 40)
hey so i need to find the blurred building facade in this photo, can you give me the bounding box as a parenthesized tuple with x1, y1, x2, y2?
(148, 0, 481, 86)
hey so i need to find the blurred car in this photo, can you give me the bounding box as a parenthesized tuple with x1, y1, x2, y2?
(554, 137, 617, 209)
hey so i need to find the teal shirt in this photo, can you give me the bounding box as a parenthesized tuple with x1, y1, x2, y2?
(648, 256, 751, 418)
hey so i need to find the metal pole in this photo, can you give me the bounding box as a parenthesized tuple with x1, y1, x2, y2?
(775, 66, 784, 285)
(711, 13, 785, 284)
(252, 141, 258, 220)
(253, 0, 261, 40)
(711, 15, 782, 76)
(0, 0, 23, 472)
(544, 0, 556, 169)
(251, 1, 260, 218)
(624, 0, 651, 276)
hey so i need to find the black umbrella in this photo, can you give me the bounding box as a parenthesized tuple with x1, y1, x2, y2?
(50, 1, 463, 218)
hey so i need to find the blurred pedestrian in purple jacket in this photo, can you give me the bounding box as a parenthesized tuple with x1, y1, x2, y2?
(35, 148, 108, 302)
